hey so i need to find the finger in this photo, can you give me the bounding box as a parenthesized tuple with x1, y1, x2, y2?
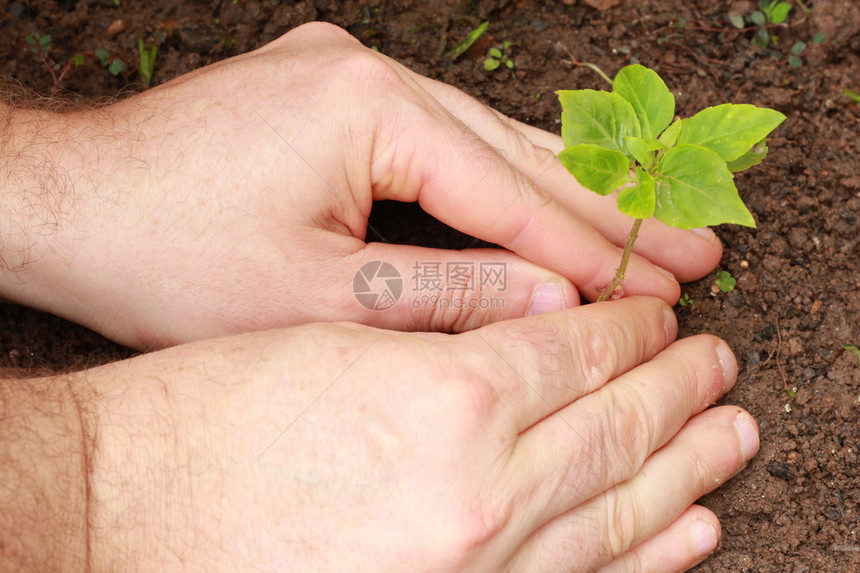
(466, 296, 676, 431)
(411, 75, 723, 284)
(335, 242, 580, 332)
(511, 334, 737, 530)
(368, 66, 682, 303)
(509, 406, 757, 571)
(596, 505, 721, 573)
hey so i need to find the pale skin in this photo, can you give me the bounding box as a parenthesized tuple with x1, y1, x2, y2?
(0, 22, 756, 572)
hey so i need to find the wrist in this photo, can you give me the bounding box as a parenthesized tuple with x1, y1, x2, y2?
(0, 103, 74, 310)
(0, 373, 92, 570)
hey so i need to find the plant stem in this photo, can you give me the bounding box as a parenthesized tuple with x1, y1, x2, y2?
(577, 62, 613, 87)
(598, 218, 643, 302)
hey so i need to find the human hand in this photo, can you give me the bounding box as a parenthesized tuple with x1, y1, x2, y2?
(1, 23, 721, 348)
(80, 298, 756, 571)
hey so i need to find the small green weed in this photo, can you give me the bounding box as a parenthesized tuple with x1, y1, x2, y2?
(95, 47, 126, 75)
(788, 32, 826, 68)
(844, 344, 860, 365)
(744, 0, 792, 48)
(25, 32, 52, 56)
(446, 21, 488, 60)
(484, 42, 514, 72)
(678, 292, 694, 307)
(138, 38, 158, 87)
(715, 270, 737, 293)
(842, 90, 860, 103)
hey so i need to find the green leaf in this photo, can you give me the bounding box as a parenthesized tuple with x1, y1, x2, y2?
(678, 103, 786, 162)
(612, 64, 675, 140)
(812, 31, 826, 45)
(728, 12, 745, 29)
(771, 2, 792, 24)
(558, 144, 631, 196)
(484, 58, 500, 71)
(751, 11, 766, 26)
(791, 41, 807, 54)
(843, 344, 860, 365)
(715, 270, 737, 292)
(654, 144, 755, 229)
(751, 27, 771, 47)
(108, 58, 126, 75)
(624, 136, 657, 170)
(789, 55, 803, 68)
(446, 21, 489, 60)
(726, 140, 769, 172)
(617, 168, 656, 219)
(95, 47, 110, 65)
(843, 89, 860, 103)
(557, 90, 640, 152)
(658, 118, 683, 148)
(488, 47, 503, 58)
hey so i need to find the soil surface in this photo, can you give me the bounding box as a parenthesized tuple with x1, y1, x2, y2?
(1, 0, 858, 570)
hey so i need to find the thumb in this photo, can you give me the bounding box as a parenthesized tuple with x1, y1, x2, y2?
(338, 243, 579, 332)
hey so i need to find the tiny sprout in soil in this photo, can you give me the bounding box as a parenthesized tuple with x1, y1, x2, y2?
(715, 270, 737, 293)
(844, 344, 860, 366)
(678, 292, 694, 307)
(557, 64, 785, 301)
(484, 42, 514, 72)
(446, 21, 488, 60)
(138, 38, 158, 87)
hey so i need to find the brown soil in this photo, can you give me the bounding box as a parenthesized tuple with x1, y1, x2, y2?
(1, 0, 858, 570)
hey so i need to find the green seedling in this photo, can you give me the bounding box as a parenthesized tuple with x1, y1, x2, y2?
(95, 47, 126, 75)
(788, 32, 826, 68)
(138, 38, 158, 87)
(484, 41, 514, 72)
(557, 64, 785, 301)
(844, 344, 860, 366)
(750, 0, 792, 47)
(678, 292, 694, 307)
(446, 21, 489, 60)
(715, 270, 737, 293)
(25, 33, 52, 56)
(844, 90, 860, 103)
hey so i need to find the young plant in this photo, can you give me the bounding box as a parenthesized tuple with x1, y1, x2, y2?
(788, 32, 826, 67)
(484, 41, 514, 72)
(749, 0, 792, 47)
(844, 344, 860, 366)
(138, 38, 158, 87)
(557, 64, 785, 301)
(446, 21, 489, 60)
(715, 270, 737, 293)
(95, 47, 126, 76)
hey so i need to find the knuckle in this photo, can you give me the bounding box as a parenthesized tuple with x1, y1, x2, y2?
(603, 392, 652, 472)
(602, 487, 644, 558)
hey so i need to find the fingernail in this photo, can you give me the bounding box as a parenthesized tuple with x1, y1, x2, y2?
(654, 264, 676, 282)
(691, 227, 716, 241)
(734, 411, 760, 462)
(526, 281, 567, 316)
(691, 518, 719, 556)
(716, 341, 738, 392)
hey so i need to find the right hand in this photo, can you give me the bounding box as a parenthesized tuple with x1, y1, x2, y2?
(85, 297, 758, 571)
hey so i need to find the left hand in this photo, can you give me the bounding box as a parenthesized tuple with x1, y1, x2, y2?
(1, 22, 721, 348)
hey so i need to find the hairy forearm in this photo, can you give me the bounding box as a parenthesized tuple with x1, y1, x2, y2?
(0, 374, 91, 571)
(0, 101, 71, 305)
